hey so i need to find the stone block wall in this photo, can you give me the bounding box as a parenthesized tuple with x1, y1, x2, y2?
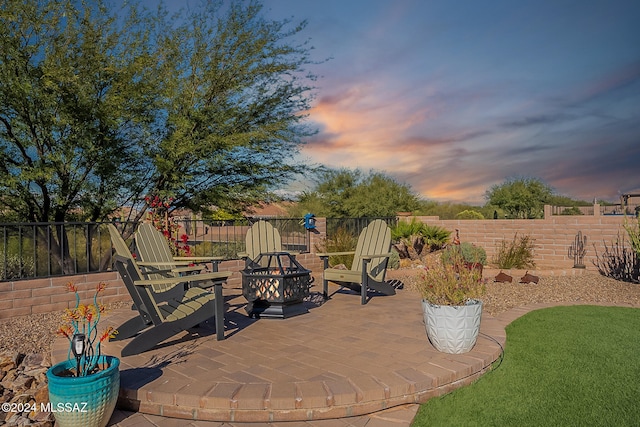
(413, 208, 629, 269)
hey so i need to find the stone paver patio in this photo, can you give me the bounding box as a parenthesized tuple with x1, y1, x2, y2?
(52, 270, 506, 426)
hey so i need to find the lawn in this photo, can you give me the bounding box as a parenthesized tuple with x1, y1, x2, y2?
(412, 305, 640, 426)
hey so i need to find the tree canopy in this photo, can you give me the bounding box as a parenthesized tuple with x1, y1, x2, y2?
(485, 177, 554, 219)
(0, 0, 317, 223)
(294, 168, 421, 217)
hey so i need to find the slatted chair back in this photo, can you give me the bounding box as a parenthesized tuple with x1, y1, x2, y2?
(245, 220, 283, 262)
(107, 224, 154, 325)
(135, 223, 181, 291)
(107, 223, 134, 259)
(115, 255, 165, 325)
(351, 219, 391, 281)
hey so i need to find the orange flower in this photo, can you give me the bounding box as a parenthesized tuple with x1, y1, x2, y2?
(99, 326, 117, 342)
(66, 282, 78, 292)
(56, 325, 73, 339)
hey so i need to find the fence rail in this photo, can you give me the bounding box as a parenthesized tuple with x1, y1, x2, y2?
(1, 218, 310, 282)
(325, 217, 397, 240)
(550, 204, 639, 216)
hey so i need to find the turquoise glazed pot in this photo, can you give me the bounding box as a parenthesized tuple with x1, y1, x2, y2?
(46, 355, 120, 427)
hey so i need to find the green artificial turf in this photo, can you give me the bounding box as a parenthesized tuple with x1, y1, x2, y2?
(412, 305, 640, 427)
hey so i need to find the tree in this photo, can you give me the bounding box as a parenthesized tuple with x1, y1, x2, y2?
(484, 177, 553, 219)
(296, 169, 420, 217)
(0, 0, 153, 224)
(0, 0, 317, 271)
(0, 0, 316, 222)
(146, 0, 318, 218)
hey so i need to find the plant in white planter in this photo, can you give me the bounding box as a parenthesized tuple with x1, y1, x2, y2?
(414, 251, 486, 354)
(47, 282, 120, 427)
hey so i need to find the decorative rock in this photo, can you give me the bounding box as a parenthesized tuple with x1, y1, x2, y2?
(520, 271, 540, 284)
(0, 351, 54, 427)
(0, 352, 20, 371)
(494, 271, 513, 283)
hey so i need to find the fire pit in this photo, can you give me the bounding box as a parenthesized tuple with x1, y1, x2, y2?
(241, 252, 312, 319)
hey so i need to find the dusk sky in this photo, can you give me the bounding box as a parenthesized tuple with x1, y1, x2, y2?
(162, 0, 640, 204)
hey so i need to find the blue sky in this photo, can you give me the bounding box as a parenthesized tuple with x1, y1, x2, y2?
(157, 0, 640, 204)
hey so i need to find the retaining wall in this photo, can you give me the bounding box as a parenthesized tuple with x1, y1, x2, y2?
(412, 205, 630, 269)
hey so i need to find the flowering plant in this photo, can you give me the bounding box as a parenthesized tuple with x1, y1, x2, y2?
(56, 282, 117, 376)
(414, 252, 486, 306)
(145, 194, 192, 257)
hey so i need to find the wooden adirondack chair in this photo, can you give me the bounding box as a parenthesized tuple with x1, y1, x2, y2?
(113, 254, 227, 356)
(318, 219, 395, 305)
(239, 220, 289, 266)
(135, 222, 224, 278)
(107, 223, 182, 299)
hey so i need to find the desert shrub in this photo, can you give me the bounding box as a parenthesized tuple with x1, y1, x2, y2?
(391, 219, 450, 259)
(421, 224, 451, 250)
(388, 248, 400, 270)
(455, 210, 485, 220)
(560, 206, 583, 215)
(0, 252, 35, 280)
(624, 216, 640, 260)
(318, 227, 357, 268)
(594, 228, 640, 283)
(441, 242, 487, 265)
(391, 218, 424, 240)
(493, 233, 536, 269)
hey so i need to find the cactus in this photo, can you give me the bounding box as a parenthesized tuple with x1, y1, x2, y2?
(568, 231, 587, 268)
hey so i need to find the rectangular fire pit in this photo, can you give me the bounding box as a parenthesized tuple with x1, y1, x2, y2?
(241, 252, 312, 319)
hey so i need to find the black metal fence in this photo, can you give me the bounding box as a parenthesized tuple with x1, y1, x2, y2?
(325, 217, 397, 241)
(1, 218, 309, 282)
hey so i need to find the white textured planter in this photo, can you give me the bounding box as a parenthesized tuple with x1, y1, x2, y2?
(422, 299, 483, 354)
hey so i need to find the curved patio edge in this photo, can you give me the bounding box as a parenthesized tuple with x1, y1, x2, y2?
(49, 283, 508, 423)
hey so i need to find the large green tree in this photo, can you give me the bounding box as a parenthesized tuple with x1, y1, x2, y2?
(0, 0, 316, 224)
(295, 169, 420, 217)
(0, 0, 317, 272)
(485, 177, 554, 219)
(147, 0, 317, 217)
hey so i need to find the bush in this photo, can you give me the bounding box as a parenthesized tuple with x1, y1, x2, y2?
(493, 233, 536, 269)
(455, 210, 485, 220)
(421, 224, 451, 251)
(391, 218, 424, 240)
(441, 242, 487, 265)
(594, 230, 639, 283)
(318, 227, 357, 268)
(624, 216, 640, 260)
(561, 206, 583, 215)
(0, 252, 35, 280)
(414, 255, 486, 306)
(388, 248, 400, 270)
(391, 219, 451, 259)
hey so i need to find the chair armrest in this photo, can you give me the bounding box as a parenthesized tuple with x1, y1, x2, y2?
(317, 251, 355, 258)
(173, 256, 223, 262)
(361, 252, 393, 260)
(133, 271, 232, 290)
(171, 265, 207, 274)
